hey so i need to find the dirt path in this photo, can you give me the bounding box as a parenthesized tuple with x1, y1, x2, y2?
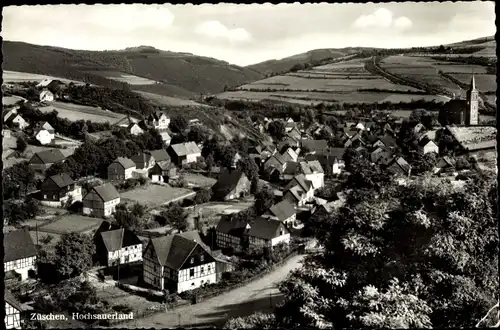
(121, 254, 306, 328)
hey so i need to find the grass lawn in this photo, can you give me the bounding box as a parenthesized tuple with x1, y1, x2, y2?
(29, 231, 61, 251)
(120, 184, 195, 208)
(38, 101, 126, 124)
(183, 173, 217, 188)
(96, 283, 163, 317)
(38, 214, 103, 235)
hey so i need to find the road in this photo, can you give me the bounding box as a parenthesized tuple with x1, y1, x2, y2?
(121, 254, 306, 329)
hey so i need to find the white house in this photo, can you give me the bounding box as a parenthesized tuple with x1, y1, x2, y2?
(5, 114, 29, 130)
(299, 160, 324, 190)
(4, 228, 37, 281)
(39, 173, 82, 208)
(82, 183, 121, 218)
(168, 142, 202, 165)
(39, 90, 54, 102)
(36, 79, 53, 88)
(94, 221, 143, 267)
(5, 290, 23, 329)
(419, 140, 439, 155)
(147, 111, 170, 130)
(245, 217, 291, 249)
(107, 157, 136, 181)
(143, 231, 217, 293)
(284, 174, 315, 207)
(128, 123, 144, 136)
(35, 129, 53, 145)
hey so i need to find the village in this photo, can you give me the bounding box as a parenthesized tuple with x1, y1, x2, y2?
(3, 68, 497, 329)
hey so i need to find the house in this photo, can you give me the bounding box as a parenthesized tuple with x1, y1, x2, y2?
(39, 173, 82, 207)
(263, 153, 287, 173)
(147, 111, 170, 130)
(39, 90, 54, 102)
(251, 144, 276, 160)
(418, 139, 439, 155)
(41, 121, 55, 136)
(387, 157, 411, 177)
(29, 149, 66, 172)
(299, 160, 324, 190)
(82, 183, 121, 218)
(304, 148, 345, 175)
(211, 170, 250, 201)
(282, 161, 300, 180)
(2, 128, 12, 138)
(232, 152, 242, 168)
(284, 174, 315, 207)
(281, 147, 299, 162)
(435, 156, 457, 174)
(284, 121, 297, 133)
(413, 123, 426, 135)
(300, 139, 329, 154)
(370, 147, 386, 163)
(148, 149, 171, 163)
(36, 78, 53, 88)
(160, 131, 172, 146)
(149, 161, 177, 183)
(373, 135, 397, 149)
(94, 221, 143, 267)
(262, 199, 296, 227)
(131, 152, 156, 170)
(34, 128, 53, 145)
(5, 114, 29, 130)
(216, 216, 250, 250)
(127, 123, 144, 136)
(4, 228, 37, 281)
(245, 217, 291, 249)
(286, 126, 302, 140)
(168, 142, 202, 165)
(355, 121, 365, 131)
(5, 290, 24, 329)
(143, 231, 217, 293)
(344, 133, 366, 148)
(107, 157, 136, 180)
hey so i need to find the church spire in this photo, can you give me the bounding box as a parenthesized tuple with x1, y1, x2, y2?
(470, 70, 476, 91)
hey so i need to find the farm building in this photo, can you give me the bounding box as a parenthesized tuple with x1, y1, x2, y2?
(300, 139, 329, 154)
(262, 199, 296, 227)
(282, 161, 300, 181)
(143, 231, 217, 293)
(263, 153, 287, 173)
(304, 148, 345, 175)
(39, 90, 54, 102)
(216, 215, 250, 250)
(39, 173, 82, 207)
(418, 139, 439, 155)
(147, 111, 170, 130)
(82, 183, 121, 218)
(36, 78, 53, 88)
(127, 123, 144, 136)
(94, 221, 143, 267)
(387, 157, 411, 177)
(439, 74, 479, 126)
(107, 157, 136, 180)
(373, 135, 397, 149)
(286, 126, 302, 141)
(299, 160, 325, 190)
(4, 228, 37, 281)
(211, 169, 250, 201)
(149, 161, 177, 183)
(435, 156, 457, 174)
(5, 114, 29, 130)
(5, 290, 24, 329)
(245, 217, 291, 249)
(3, 108, 18, 121)
(131, 152, 156, 170)
(284, 175, 315, 207)
(148, 149, 171, 163)
(168, 142, 201, 165)
(29, 149, 66, 172)
(444, 125, 496, 157)
(34, 127, 54, 145)
(280, 147, 299, 163)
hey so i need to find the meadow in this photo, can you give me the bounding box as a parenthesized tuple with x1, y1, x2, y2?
(88, 70, 158, 85)
(38, 215, 103, 235)
(448, 73, 496, 92)
(38, 101, 127, 124)
(3, 70, 83, 84)
(120, 184, 195, 208)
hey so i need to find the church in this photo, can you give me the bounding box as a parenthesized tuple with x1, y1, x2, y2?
(438, 74, 479, 126)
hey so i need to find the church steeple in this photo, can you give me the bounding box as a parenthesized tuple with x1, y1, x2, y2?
(466, 71, 479, 126)
(470, 73, 476, 91)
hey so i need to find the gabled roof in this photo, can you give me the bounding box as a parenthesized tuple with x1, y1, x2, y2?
(299, 160, 324, 175)
(286, 173, 313, 191)
(5, 290, 23, 311)
(211, 170, 248, 200)
(246, 217, 287, 240)
(46, 173, 74, 188)
(150, 233, 211, 269)
(155, 160, 173, 171)
(31, 149, 65, 164)
(41, 121, 55, 132)
(216, 216, 249, 237)
(286, 184, 307, 202)
(148, 111, 168, 121)
(440, 156, 457, 167)
(100, 227, 142, 252)
(377, 135, 397, 147)
(111, 157, 136, 169)
(90, 183, 120, 202)
(4, 228, 37, 262)
(300, 139, 329, 153)
(131, 152, 154, 166)
(283, 161, 300, 175)
(170, 142, 201, 157)
(267, 200, 296, 221)
(388, 157, 411, 175)
(127, 122, 142, 130)
(147, 149, 170, 162)
(5, 114, 26, 125)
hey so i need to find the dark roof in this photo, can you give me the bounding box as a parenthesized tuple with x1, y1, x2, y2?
(100, 228, 142, 252)
(388, 157, 411, 175)
(286, 173, 312, 191)
(211, 170, 248, 200)
(440, 156, 457, 167)
(377, 135, 397, 147)
(364, 134, 380, 144)
(178, 230, 211, 252)
(148, 111, 167, 121)
(4, 228, 37, 262)
(150, 233, 210, 270)
(32, 149, 65, 164)
(131, 152, 153, 165)
(155, 160, 173, 171)
(112, 157, 136, 169)
(216, 216, 249, 237)
(283, 161, 300, 175)
(300, 139, 329, 153)
(268, 200, 296, 221)
(91, 183, 120, 202)
(5, 290, 23, 311)
(246, 217, 287, 240)
(47, 173, 74, 188)
(147, 149, 170, 162)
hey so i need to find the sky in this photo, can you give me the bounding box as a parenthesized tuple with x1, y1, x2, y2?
(2, 2, 496, 66)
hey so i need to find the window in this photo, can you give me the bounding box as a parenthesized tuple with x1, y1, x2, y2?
(200, 255, 204, 262)
(43, 195, 47, 199)
(190, 258, 194, 264)
(190, 269, 194, 277)
(201, 267, 204, 275)
(280, 230, 283, 236)
(208, 265, 211, 272)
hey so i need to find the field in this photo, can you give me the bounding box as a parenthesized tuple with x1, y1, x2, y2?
(38, 214, 103, 235)
(183, 173, 217, 188)
(3, 70, 84, 84)
(2, 95, 26, 106)
(447, 73, 496, 92)
(120, 184, 195, 207)
(38, 101, 127, 124)
(380, 56, 464, 95)
(28, 231, 62, 251)
(137, 90, 208, 107)
(88, 70, 158, 85)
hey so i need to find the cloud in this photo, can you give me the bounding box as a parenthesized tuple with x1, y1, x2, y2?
(195, 20, 251, 42)
(353, 8, 412, 30)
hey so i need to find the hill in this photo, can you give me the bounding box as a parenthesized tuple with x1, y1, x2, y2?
(2, 41, 264, 99)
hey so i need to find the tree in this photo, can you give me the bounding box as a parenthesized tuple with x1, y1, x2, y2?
(407, 151, 437, 175)
(194, 188, 212, 204)
(169, 115, 188, 133)
(215, 145, 237, 170)
(3, 200, 27, 226)
(130, 203, 146, 218)
(54, 233, 95, 279)
(250, 178, 261, 195)
(16, 137, 27, 153)
(224, 313, 277, 329)
(3, 161, 36, 198)
(161, 203, 188, 231)
(267, 121, 286, 141)
(188, 126, 210, 144)
(114, 204, 143, 231)
(253, 185, 275, 215)
(237, 157, 259, 182)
